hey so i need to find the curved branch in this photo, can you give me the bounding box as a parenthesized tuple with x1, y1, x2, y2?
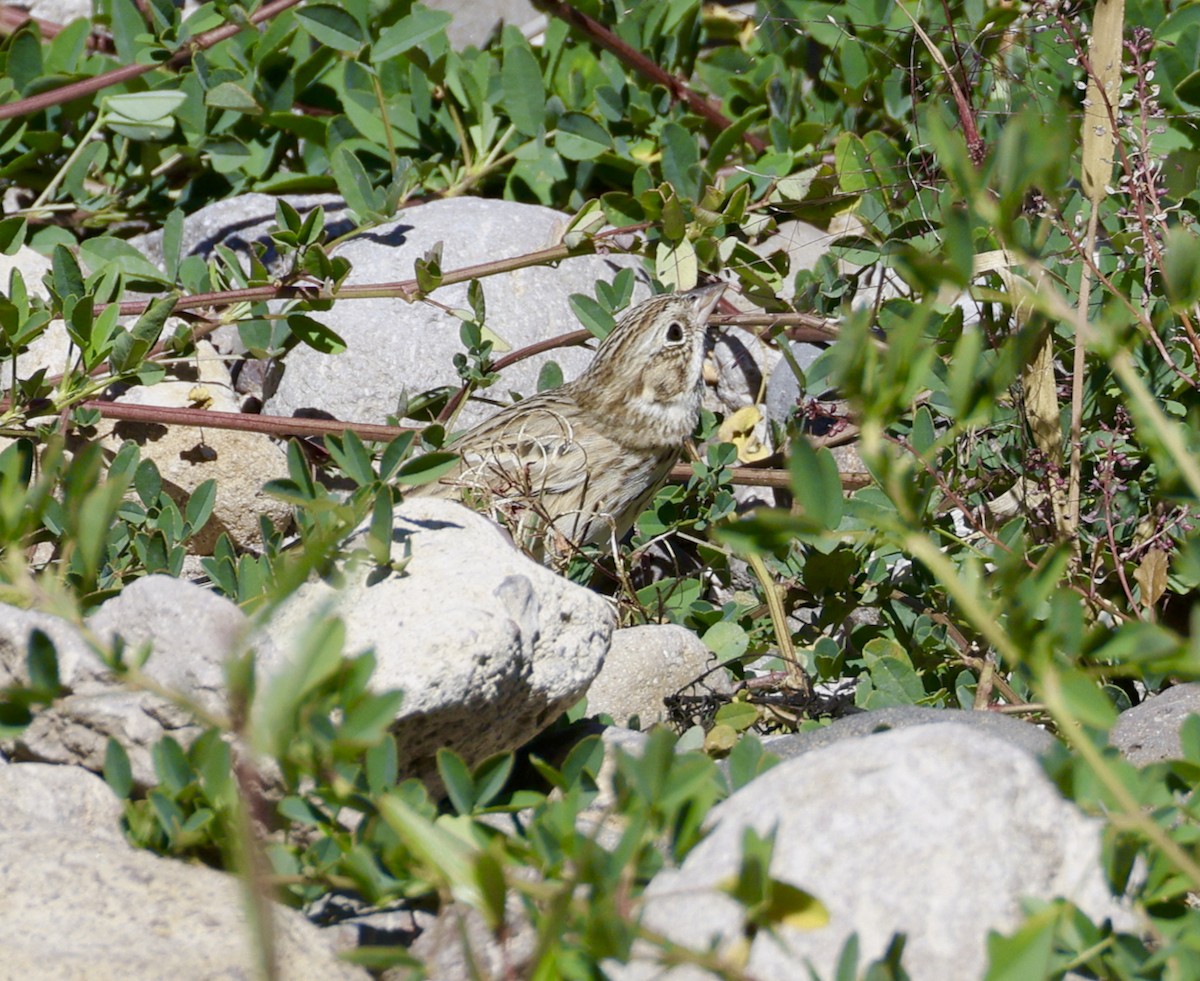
(0, 0, 303, 121)
(534, 0, 767, 155)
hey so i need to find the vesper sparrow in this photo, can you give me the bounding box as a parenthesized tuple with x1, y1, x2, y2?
(414, 283, 726, 560)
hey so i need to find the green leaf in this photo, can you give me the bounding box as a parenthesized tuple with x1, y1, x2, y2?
(984, 905, 1057, 981)
(714, 700, 758, 732)
(556, 113, 612, 161)
(536, 360, 563, 392)
(278, 795, 326, 827)
(1055, 669, 1118, 729)
(51, 244, 85, 307)
(372, 7, 452, 61)
(27, 629, 60, 693)
(380, 432, 416, 481)
(1165, 227, 1200, 309)
(376, 794, 481, 907)
(501, 31, 545, 136)
(857, 639, 924, 708)
(789, 439, 843, 531)
(185, 479, 217, 534)
(655, 238, 697, 291)
(78, 237, 171, 286)
(661, 121, 700, 200)
(569, 293, 616, 339)
(112, 293, 176, 372)
(394, 451, 460, 486)
(287, 313, 346, 355)
(763, 880, 830, 931)
(331, 145, 385, 220)
(340, 691, 404, 746)
(366, 735, 399, 795)
(835, 131, 878, 194)
(0, 216, 27, 255)
(296, 4, 365, 51)
(437, 748, 476, 815)
(471, 753, 514, 810)
(104, 90, 187, 124)
(205, 82, 261, 113)
(104, 738, 133, 799)
(134, 459, 162, 506)
(366, 488, 393, 566)
(152, 737, 194, 795)
(327, 430, 376, 487)
(1090, 622, 1181, 667)
(703, 620, 749, 663)
(472, 848, 507, 931)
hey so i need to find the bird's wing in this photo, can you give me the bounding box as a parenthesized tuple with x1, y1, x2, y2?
(451, 400, 594, 499)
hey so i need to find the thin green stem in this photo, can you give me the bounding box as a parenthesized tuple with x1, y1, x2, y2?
(368, 70, 399, 171)
(901, 533, 1024, 667)
(1041, 666, 1200, 891)
(1110, 349, 1200, 500)
(745, 552, 811, 697)
(30, 112, 106, 212)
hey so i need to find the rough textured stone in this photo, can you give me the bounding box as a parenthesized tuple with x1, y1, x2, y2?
(425, 0, 542, 48)
(1110, 683, 1200, 765)
(17, 690, 193, 788)
(762, 705, 1058, 762)
(764, 339, 830, 426)
(586, 624, 729, 728)
(9, 577, 270, 787)
(261, 497, 615, 784)
(87, 574, 260, 719)
(0, 246, 73, 385)
(0, 832, 368, 980)
(144, 194, 649, 430)
(263, 197, 651, 429)
(96, 339, 292, 553)
(0, 605, 106, 693)
(0, 243, 289, 555)
(0, 763, 124, 840)
(614, 724, 1129, 981)
(406, 894, 537, 981)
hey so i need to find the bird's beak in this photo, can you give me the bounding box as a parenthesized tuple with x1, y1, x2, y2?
(689, 282, 727, 325)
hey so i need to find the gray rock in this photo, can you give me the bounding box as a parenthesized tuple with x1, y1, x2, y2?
(263, 196, 650, 430)
(615, 723, 1130, 981)
(87, 574, 260, 720)
(152, 194, 651, 431)
(260, 497, 614, 785)
(1110, 683, 1200, 765)
(764, 339, 830, 426)
(134, 192, 346, 273)
(407, 892, 537, 981)
(16, 690, 191, 788)
(425, 0, 543, 48)
(96, 340, 293, 553)
(0, 605, 106, 693)
(586, 624, 729, 728)
(0, 763, 123, 840)
(9, 577, 269, 787)
(763, 705, 1058, 762)
(0, 832, 367, 980)
(0, 247, 74, 387)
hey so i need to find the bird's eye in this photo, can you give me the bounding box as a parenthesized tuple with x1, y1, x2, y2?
(665, 321, 685, 343)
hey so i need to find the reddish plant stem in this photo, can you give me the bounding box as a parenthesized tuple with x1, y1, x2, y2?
(82, 400, 871, 489)
(535, 0, 767, 155)
(0, 0, 303, 121)
(85, 400, 411, 442)
(0, 7, 116, 53)
(108, 222, 652, 319)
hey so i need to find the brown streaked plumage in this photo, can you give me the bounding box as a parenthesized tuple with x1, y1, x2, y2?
(414, 284, 726, 561)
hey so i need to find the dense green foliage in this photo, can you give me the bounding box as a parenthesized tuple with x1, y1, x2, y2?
(3, 0, 1200, 976)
